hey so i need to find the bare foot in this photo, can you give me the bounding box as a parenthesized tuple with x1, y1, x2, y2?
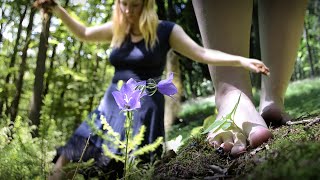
(207, 90, 272, 156)
(260, 101, 292, 127)
(208, 127, 247, 157)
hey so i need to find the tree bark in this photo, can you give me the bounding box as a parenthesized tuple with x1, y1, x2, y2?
(304, 21, 315, 78)
(43, 44, 57, 97)
(9, 8, 36, 122)
(250, 0, 262, 89)
(0, 6, 27, 116)
(156, 0, 182, 134)
(29, 15, 52, 135)
(156, 0, 167, 19)
(88, 49, 100, 112)
(164, 50, 182, 133)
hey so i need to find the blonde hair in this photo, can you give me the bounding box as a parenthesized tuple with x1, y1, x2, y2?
(111, 0, 159, 50)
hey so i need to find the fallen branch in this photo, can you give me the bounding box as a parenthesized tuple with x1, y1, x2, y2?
(286, 119, 313, 125)
(204, 175, 234, 179)
(304, 118, 320, 130)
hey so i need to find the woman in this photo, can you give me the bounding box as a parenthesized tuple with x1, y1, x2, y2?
(193, 0, 307, 156)
(36, 0, 270, 178)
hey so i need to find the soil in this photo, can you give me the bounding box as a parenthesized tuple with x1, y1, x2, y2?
(154, 115, 320, 180)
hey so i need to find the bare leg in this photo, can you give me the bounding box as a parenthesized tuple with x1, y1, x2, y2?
(192, 0, 272, 156)
(49, 155, 70, 180)
(258, 0, 308, 126)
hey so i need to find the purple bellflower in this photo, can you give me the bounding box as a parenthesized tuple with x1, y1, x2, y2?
(126, 78, 147, 98)
(112, 79, 143, 111)
(157, 72, 178, 97)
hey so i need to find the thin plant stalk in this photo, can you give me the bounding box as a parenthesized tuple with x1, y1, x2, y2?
(124, 111, 133, 180)
(72, 134, 91, 180)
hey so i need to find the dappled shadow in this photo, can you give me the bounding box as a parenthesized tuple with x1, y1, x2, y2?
(252, 78, 320, 119)
(284, 79, 320, 118)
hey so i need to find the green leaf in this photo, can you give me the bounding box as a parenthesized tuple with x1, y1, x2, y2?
(202, 94, 242, 134)
(221, 122, 232, 130)
(226, 93, 241, 120)
(201, 117, 226, 134)
(202, 114, 217, 130)
(132, 137, 163, 157)
(102, 144, 124, 163)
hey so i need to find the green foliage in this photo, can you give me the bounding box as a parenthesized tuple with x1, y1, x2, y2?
(178, 96, 215, 120)
(86, 114, 163, 179)
(202, 94, 241, 134)
(252, 78, 320, 118)
(242, 123, 320, 180)
(0, 116, 60, 179)
(285, 78, 320, 117)
(1, 0, 320, 179)
(0, 94, 65, 179)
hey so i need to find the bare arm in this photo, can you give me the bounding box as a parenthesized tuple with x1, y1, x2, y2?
(52, 5, 113, 42)
(169, 24, 269, 75)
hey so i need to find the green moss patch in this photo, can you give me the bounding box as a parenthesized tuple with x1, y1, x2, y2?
(155, 116, 320, 179)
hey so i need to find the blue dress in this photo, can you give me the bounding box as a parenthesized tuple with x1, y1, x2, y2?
(56, 21, 175, 172)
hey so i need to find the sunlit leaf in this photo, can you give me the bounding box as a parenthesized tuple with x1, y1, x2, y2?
(202, 94, 241, 134)
(221, 122, 232, 130)
(202, 117, 226, 134)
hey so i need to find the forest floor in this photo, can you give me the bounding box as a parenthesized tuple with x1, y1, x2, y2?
(154, 78, 320, 180)
(154, 115, 320, 179)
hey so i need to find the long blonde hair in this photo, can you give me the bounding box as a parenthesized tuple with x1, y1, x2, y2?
(111, 0, 159, 49)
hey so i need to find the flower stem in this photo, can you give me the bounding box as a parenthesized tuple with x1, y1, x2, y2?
(124, 111, 132, 180)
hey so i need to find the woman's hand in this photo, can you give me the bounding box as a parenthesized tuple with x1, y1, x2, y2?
(239, 58, 270, 76)
(33, 0, 58, 14)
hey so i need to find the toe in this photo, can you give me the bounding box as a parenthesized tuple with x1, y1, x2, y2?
(231, 132, 247, 157)
(208, 131, 235, 152)
(220, 133, 234, 152)
(207, 133, 222, 148)
(248, 126, 272, 148)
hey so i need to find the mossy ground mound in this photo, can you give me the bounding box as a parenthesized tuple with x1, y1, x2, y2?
(154, 116, 320, 180)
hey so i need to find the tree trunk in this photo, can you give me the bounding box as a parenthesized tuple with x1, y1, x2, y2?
(5, 6, 27, 84)
(0, 6, 27, 116)
(250, 0, 262, 89)
(9, 8, 36, 122)
(156, 0, 167, 19)
(156, 0, 182, 134)
(29, 15, 52, 135)
(0, 6, 6, 46)
(298, 59, 304, 79)
(43, 44, 57, 97)
(88, 50, 100, 112)
(304, 21, 315, 78)
(0, 23, 3, 45)
(164, 50, 182, 134)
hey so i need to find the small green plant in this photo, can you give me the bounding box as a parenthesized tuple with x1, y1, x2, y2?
(87, 73, 178, 179)
(0, 116, 59, 179)
(202, 94, 241, 134)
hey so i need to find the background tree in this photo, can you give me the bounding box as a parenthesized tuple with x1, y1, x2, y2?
(0, 0, 319, 140)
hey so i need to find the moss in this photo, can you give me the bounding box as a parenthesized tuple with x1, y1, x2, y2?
(242, 142, 320, 180)
(155, 117, 320, 180)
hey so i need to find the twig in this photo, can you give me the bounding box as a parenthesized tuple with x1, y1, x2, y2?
(204, 175, 234, 179)
(208, 164, 227, 174)
(72, 134, 91, 180)
(250, 144, 270, 155)
(286, 119, 313, 125)
(304, 118, 320, 129)
(282, 129, 292, 138)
